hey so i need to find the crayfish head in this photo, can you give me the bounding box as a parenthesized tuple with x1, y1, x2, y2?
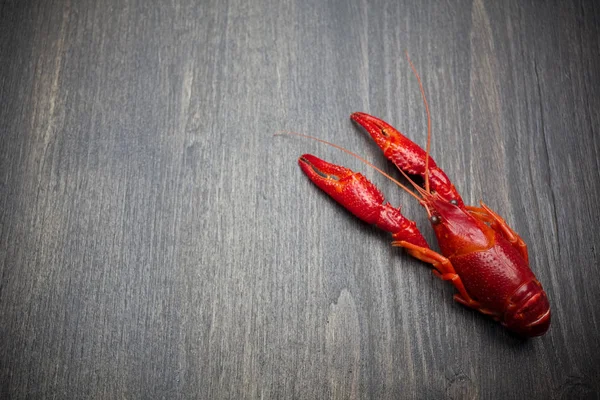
(426, 194, 493, 256)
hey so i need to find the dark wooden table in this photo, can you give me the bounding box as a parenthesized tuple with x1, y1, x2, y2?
(2, 1, 599, 399)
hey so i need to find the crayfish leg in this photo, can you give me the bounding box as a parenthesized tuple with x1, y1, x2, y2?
(393, 240, 480, 308)
(453, 294, 500, 320)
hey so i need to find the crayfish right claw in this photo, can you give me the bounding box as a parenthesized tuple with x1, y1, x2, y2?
(351, 112, 464, 206)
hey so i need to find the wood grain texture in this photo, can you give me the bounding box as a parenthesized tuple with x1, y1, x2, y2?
(1, 0, 599, 398)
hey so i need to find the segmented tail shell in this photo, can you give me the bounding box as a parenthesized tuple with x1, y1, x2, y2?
(502, 280, 551, 337)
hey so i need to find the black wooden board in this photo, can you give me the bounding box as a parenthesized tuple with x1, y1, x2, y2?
(1, 1, 599, 398)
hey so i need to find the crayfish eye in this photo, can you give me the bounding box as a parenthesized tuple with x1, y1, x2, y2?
(430, 215, 441, 225)
(449, 199, 458, 206)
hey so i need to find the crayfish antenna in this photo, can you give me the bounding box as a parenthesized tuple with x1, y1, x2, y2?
(394, 167, 433, 217)
(276, 130, 427, 206)
(405, 51, 432, 195)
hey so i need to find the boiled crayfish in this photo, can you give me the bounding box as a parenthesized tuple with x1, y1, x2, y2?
(296, 59, 550, 337)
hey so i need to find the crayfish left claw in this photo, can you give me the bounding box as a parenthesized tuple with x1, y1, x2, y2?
(299, 154, 429, 248)
(351, 112, 464, 207)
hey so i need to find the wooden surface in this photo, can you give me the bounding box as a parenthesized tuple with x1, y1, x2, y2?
(1, 0, 600, 398)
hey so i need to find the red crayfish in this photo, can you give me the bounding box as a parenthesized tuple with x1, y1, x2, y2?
(295, 58, 550, 337)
